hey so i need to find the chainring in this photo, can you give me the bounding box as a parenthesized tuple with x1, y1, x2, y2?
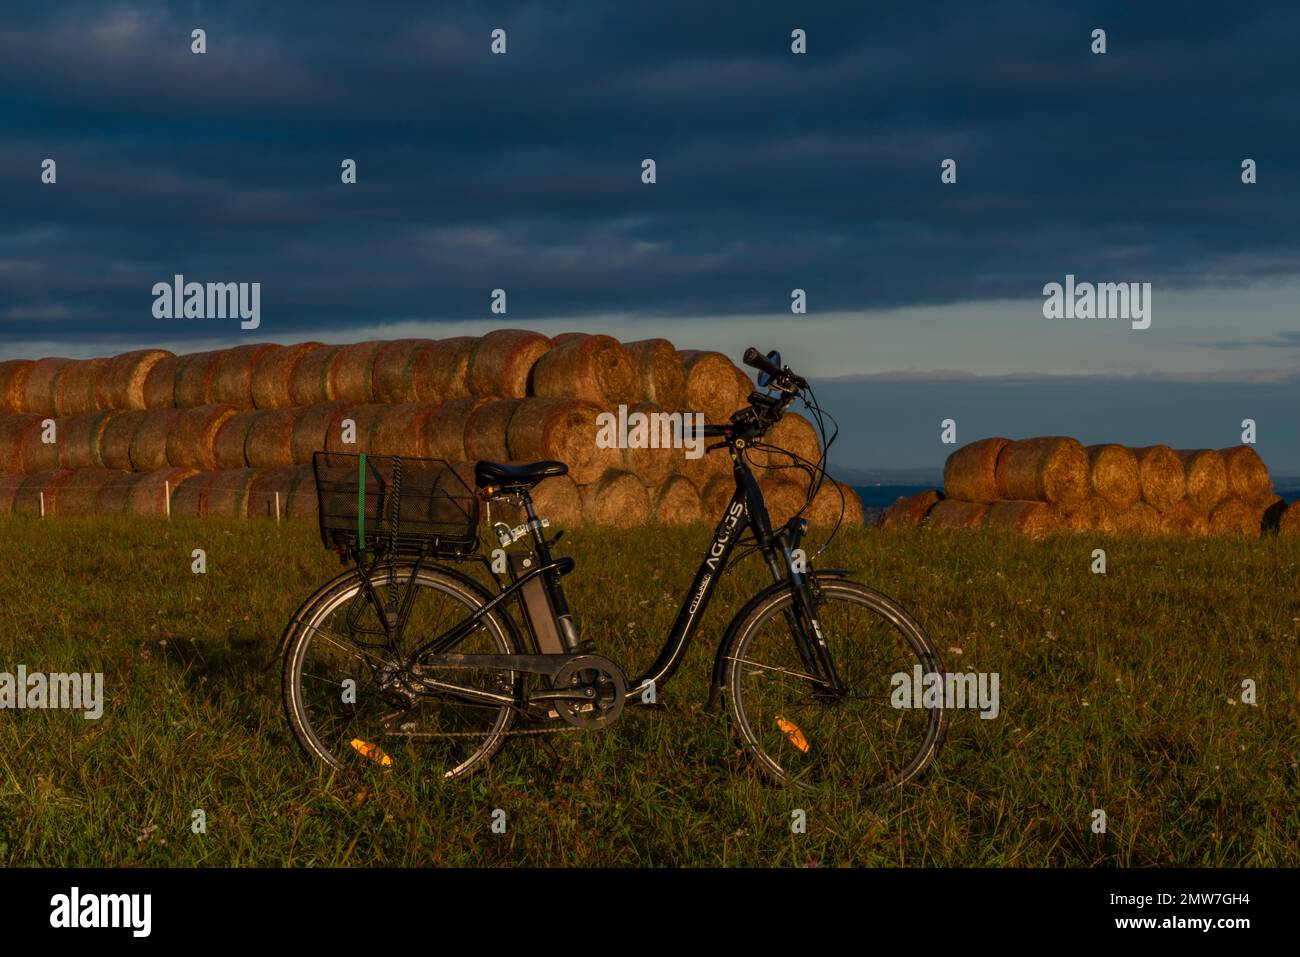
(550, 655, 628, 729)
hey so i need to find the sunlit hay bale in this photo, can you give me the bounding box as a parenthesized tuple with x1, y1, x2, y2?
(650, 475, 703, 525)
(614, 402, 677, 487)
(1174, 449, 1228, 512)
(251, 342, 323, 409)
(54, 358, 109, 416)
(322, 403, 388, 455)
(679, 432, 730, 489)
(530, 333, 637, 406)
(288, 344, 341, 407)
(761, 414, 822, 486)
(133, 467, 197, 516)
(1131, 445, 1186, 511)
(1158, 499, 1210, 536)
(410, 337, 477, 404)
(288, 401, 344, 464)
(0, 414, 43, 473)
(1085, 443, 1140, 511)
(1050, 496, 1116, 534)
(12, 469, 74, 515)
(208, 343, 280, 409)
(995, 436, 1089, 504)
(166, 405, 238, 470)
(327, 340, 385, 405)
(506, 396, 615, 486)
(624, 338, 688, 410)
(98, 410, 148, 471)
(464, 398, 523, 463)
(1277, 501, 1300, 537)
(1113, 501, 1161, 536)
(678, 350, 749, 425)
(421, 397, 490, 463)
(878, 489, 943, 529)
(96, 349, 173, 411)
(527, 472, 584, 528)
(1217, 445, 1274, 508)
(808, 480, 865, 527)
(173, 351, 225, 407)
(20, 418, 61, 471)
(943, 437, 1010, 504)
(54, 468, 128, 515)
(22, 357, 75, 417)
(371, 339, 431, 404)
(467, 329, 551, 399)
(985, 500, 1057, 537)
(213, 410, 259, 470)
(58, 411, 119, 469)
(168, 470, 215, 518)
(924, 499, 989, 530)
(130, 408, 185, 471)
(1207, 497, 1262, 537)
(759, 477, 808, 526)
(0, 360, 34, 413)
(367, 403, 437, 458)
(243, 407, 299, 468)
(142, 354, 182, 409)
(581, 469, 650, 526)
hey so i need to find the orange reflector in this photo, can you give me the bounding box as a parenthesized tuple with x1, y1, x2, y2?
(776, 716, 810, 753)
(350, 738, 393, 766)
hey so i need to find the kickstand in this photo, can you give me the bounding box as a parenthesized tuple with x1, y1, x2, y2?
(536, 734, 563, 775)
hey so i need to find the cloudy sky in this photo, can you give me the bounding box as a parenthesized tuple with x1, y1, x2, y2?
(2, 1, 1298, 469)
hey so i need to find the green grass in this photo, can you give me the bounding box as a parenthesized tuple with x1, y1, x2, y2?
(0, 515, 1297, 866)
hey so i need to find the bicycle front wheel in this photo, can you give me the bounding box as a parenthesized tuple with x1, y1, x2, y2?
(725, 579, 948, 792)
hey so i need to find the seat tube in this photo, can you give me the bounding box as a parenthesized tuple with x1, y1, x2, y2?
(523, 492, 584, 653)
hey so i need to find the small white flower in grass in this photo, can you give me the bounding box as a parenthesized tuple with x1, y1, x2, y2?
(948, 646, 963, 656)
(1081, 700, 1089, 707)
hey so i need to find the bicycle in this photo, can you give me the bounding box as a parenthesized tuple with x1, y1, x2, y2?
(279, 347, 948, 791)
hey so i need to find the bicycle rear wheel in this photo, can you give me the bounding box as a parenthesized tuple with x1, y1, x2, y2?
(282, 563, 520, 780)
(725, 579, 948, 792)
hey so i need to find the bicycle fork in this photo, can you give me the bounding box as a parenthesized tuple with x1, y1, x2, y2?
(767, 524, 846, 697)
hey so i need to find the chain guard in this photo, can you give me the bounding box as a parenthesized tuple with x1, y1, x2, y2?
(550, 655, 627, 729)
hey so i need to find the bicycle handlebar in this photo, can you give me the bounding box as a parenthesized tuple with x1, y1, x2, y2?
(743, 347, 783, 379)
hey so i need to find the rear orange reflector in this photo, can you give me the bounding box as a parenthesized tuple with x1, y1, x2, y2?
(350, 738, 393, 766)
(776, 716, 810, 753)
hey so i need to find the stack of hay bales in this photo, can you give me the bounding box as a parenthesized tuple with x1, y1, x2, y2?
(0, 332, 861, 527)
(877, 435, 1283, 538)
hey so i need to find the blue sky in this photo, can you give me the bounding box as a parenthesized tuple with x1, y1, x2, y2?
(2, 1, 1298, 469)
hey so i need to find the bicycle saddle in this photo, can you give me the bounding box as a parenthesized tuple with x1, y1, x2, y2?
(474, 459, 568, 489)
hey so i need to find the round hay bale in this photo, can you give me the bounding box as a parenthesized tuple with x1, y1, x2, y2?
(98, 409, 149, 471)
(699, 474, 735, 519)
(22, 357, 74, 417)
(425, 397, 489, 462)
(678, 350, 750, 424)
(1114, 501, 1161, 535)
(210, 344, 280, 408)
(996, 436, 1089, 503)
(58, 410, 118, 469)
(54, 468, 126, 515)
(95, 349, 172, 410)
(1050, 496, 1116, 534)
(680, 440, 730, 489)
(1085, 444, 1140, 510)
(615, 402, 677, 486)
(1277, 501, 1300, 537)
(54, 358, 108, 416)
(289, 345, 341, 406)
(410, 337, 477, 404)
(527, 473, 584, 527)
(95, 471, 145, 514)
(581, 469, 650, 526)
(650, 475, 703, 525)
(204, 468, 262, 518)
(130, 409, 185, 471)
(20, 418, 61, 472)
(1175, 449, 1228, 512)
(251, 342, 323, 409)
(166, 405, 237, 470)
(1260, 495, 1287, 533)
(984, 500, 1056, 537)
(879, 489, 943, 529)
(323, 404, 387, 454)
(290, 401, 345, 464)
(213, 410, 259, 469)
(12, 469, 74, 515)
(173, 351, 224, 407)
(530, 334, 638, 406)
(925, 499, 988, 530)
(142, 354, 181, 409)
(247, 466, 309, 520)
(244, 408, 299, 468)
(467, 330, 551, 398)
(465, 398, 523, 462)
(1208, 497, 1260, 537)
(1158, 500, 1210, 536)
(624, 339, 688, 409)
(372, 339, 431, 404)
(760, 478, 808, 526)
(1133, 445, 1186, 510)
(761, 414, 822, 483)
(286, 472, 320, 521)
(0, 414, 44, 473)
(0, 360, 34, 413)
(943, 438, 1010, 503)
(369, 403, 437, 457)
(328, 340, 385, 405)
(808, 481, 864, 527)
(0, 473, 26, 513)
(168, 471, 215, 518)
(1218, 445, 1274, 508)
(505, 397, 616, 486)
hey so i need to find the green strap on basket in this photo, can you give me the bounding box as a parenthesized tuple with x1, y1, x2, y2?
(357, 452, 367, 549)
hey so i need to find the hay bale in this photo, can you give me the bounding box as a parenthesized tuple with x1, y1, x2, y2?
(530, 334, 638, 406)
(203, 468, 262, 518)
(1114, 501, 1161, 535)
(95, 471, 144, 513)
(424, 397, 489, 462)
(289, 345, 341, 406)
(1133, 445, 1186, 510)
(0, 360, 34, 413)
(0, 414, 44, 473)
(54, 468, 126, 515)
(581, 469, 650, 526)
(129, 409, 185, 471)
(173, 351, 224, 407)
(167, 405, 237, 470)
(369, 403, 437, 457)
(244, 408, 299, 468)
(12, 469, 74, 515)
(925, 499, 988, 530)
(985, 500, 1057, 537)
(371, 339, 431, 404)
(1158, 500, 1210, 536)
(0, 473, 25, 513)
(465, 398, 523, 462)
(1174, 449, 1228, 511)
(142, 354, 181, 409)
(760, 478, 808, 526)
(943, 438, 1010, 503)
(1278, 501, 1300, 537)
(527, 473, 584, 527)
(996, 436, 1089, 503)
(615, 402, 678, 486)
(1050, 496, 1116, 534)
(98, 409, 149, 471)
(210, 344, 280, 408)
(761, 414, 822, 483)
(286, 472, 319, 521)
(247, 467, 310, 520)
(879, 489, 943, 529)
(467, 330, 551, 398)
(168, 471, 215, 518)
(20, 418, 61, 472)
(95, 349, 172, 410)
(324, 404, 388, 454)
(503, 397, 615, 486)
(680, 437, 731, 489)
(1208, 497, 1261, 537)
(1260, 495, 1287, 533)
(700, 474, 735, 519)
(1218, 445, 1274, 508)
(624, 339, 688, 409)
(289, 401, 345, 464)
(58, 411, 118, 469)
(678, 350, 750, 424)
(328, 340, 385, 405)
(411, 337, 477, 403)
(808, 481, 865, 527)
(651, 475, 703, 525)
(251, 342, 323, 409)
(213, 410, 259, 469)
(1084, 444, 1140, 510)
(54, 358, 108, 416)
(22, 357, 74, 416)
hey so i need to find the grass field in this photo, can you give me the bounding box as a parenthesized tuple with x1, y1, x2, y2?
(0, 515, 1297, 867)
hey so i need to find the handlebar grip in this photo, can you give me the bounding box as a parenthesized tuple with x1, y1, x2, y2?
(743, 347, 783, 378)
